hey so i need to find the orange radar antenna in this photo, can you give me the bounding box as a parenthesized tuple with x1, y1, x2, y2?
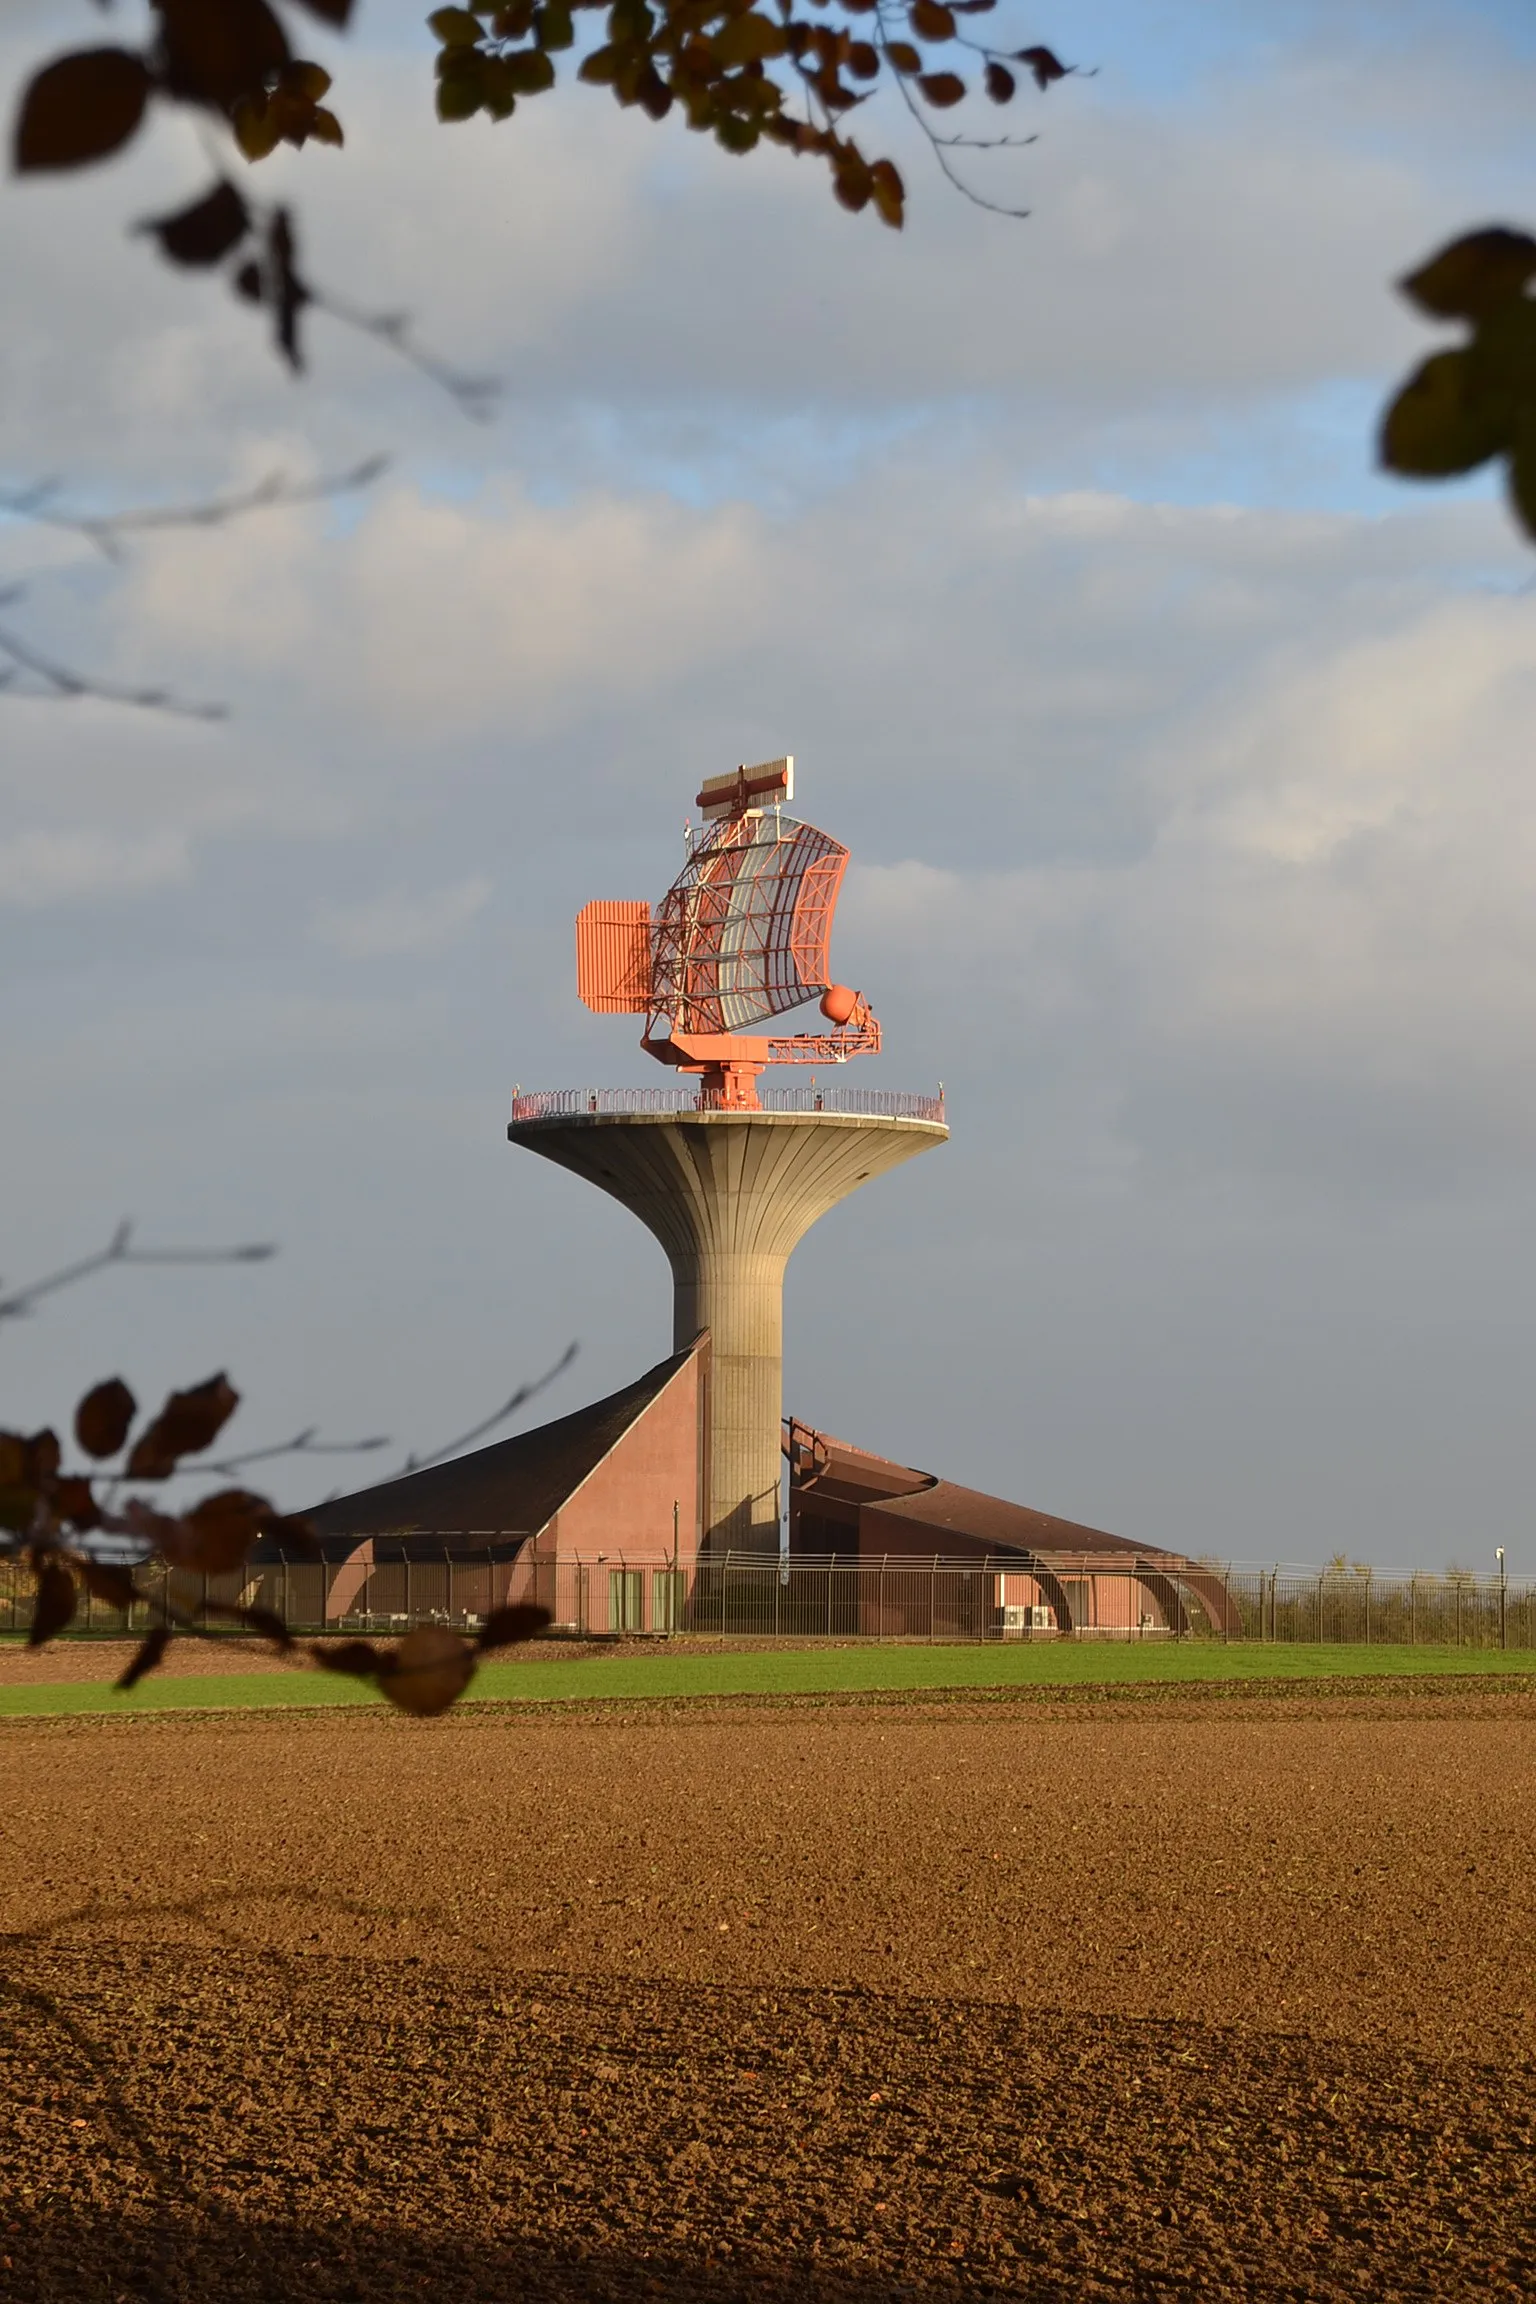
(574, 755, 880, 1110)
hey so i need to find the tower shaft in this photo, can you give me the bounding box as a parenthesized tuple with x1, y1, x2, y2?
(508, 1111, 945, 1555)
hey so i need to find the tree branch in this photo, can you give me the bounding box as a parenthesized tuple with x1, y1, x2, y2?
(0, 1221, 276, 1325)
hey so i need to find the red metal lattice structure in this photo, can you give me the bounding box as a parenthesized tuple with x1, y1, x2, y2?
(575, 756, 881, 1109)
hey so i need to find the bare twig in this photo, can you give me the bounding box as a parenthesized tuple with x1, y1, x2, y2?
(0, 613, 225, 719)
(398, 1340, 579, 1474)
(307, 288, 503, 422)
(0, 1221, 275, 1325)
(0, 456, 391, 564)
(194, 1429, 392, 1478)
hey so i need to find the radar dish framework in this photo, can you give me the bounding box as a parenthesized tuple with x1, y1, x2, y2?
(575, 756, 880, 1109)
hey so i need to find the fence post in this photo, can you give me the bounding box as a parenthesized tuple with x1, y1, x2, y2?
(1317, 1575, 1324, 1644)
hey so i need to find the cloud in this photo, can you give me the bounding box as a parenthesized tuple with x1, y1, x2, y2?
(314, 875, 493, 957)
(0, 824, 191, 905)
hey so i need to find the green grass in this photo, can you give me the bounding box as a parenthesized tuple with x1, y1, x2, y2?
(3, 1639, 1535, 1718)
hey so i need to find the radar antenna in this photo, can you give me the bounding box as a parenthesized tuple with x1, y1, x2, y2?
(574, 756, 880, 1109)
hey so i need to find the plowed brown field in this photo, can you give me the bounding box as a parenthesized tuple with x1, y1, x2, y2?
(4, 1685, 1535, 2300)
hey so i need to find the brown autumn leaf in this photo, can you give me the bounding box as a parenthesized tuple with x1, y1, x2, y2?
(1400, 228, 1536, 322)
(155, 0, 291, 112)
(310, 1638, 382, 1678)
(379, 1626, 476, 1715)
(237, 1603, 295, 1651)
(1509, 419, 1536, 543)
(74, 1377, 137, 1461)
(139, 179, 251, 267)
(917, 71, 965, 107)
(52, 1476, 101, 1532)
(78, 1558, 138, 1610)
(291, 0, 357, 22)
(13, 48, 151, 173)
(869, 157, 904, 229)
(126, 1373, 239, 1478)
(477, 1602, 553, 1653)
(172, 1487, 272, 1573)
(909, 0, 956, 38)
(28, 1559, 78, 1648)
(26, 1429, 62, 1483)
(984, 59, 1015, 103)
(1379, 348, 1509, 478)
(1017, 44, 1069, 88)
(116, 1626, 171, 1690)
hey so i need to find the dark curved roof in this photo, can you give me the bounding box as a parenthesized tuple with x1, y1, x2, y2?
(291, 1349, 693, 1552)
(868, 1479, 1153, 1561)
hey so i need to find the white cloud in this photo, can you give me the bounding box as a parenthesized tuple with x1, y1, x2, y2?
(0, 824, 191, 905)
(314, 875, 493, 957)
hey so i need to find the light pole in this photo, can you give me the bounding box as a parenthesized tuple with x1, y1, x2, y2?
(1497, 1546, 1507, 1652)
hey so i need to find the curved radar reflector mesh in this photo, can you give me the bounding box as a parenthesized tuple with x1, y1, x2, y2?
(650, 813, 849, 1035)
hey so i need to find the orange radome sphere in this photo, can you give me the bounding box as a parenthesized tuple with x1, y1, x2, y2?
(820, 984, 858, 1026)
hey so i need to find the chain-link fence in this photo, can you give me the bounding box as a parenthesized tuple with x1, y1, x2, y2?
(5, 1549, 1534, 1649)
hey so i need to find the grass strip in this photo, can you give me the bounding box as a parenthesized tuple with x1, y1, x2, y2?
(2, 1640, 1534, 1718)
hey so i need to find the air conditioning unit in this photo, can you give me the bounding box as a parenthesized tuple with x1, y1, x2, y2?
(1028, 1604, 1053, 1630)
(1002, 1604, 1028, 1631)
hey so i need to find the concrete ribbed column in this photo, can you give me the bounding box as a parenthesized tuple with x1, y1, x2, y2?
(507, 1112, 946, 1556)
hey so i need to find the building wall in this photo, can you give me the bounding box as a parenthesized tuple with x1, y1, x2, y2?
(518, 1351, 703, 1633)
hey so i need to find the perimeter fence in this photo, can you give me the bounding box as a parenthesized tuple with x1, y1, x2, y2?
(4, 1550, 1535, 1650)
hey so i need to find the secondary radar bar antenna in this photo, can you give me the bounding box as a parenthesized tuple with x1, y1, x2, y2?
(573, 756, 881, 1111)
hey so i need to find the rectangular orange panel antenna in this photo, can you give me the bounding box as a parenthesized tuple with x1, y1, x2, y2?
(697, 755, 794, 820)
(576, 901, 653, 1013)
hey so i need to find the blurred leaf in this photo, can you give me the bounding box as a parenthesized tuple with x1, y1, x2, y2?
(74, 1377, 137, 1460)
(156, 0, 290, 111)
(1401, 229, 1536, 322)
(292, 0, 357, 21)
(0, 1434, 28, 1487)
(116, 1626, 171, 1690)
(283, 61, 334, 102)
(13, 48, 150, 172)
(139, 180, 250, 268)
(310, 1637, 381, 1677)
(174, 1487, 272, 1573)
(238, 1603, 295, 1650)
(1016, 44, 1069, 88)
(537, 3, 576, 52)
(1379, 348, 1510, 478)
(127, 1373, 239, 1478)
(712, 13, 788, 66)
(885, 40, 921, 72)
(917, 71, 965, 107)
(79, 1558, 137, 1609)
(869, 157, 904, 229)
(379, 1626, 476, 1715)
(505, 48, 556, 93)
(477, 1602, 552, 1653)
(53, 1476, 101, 1532)
(29, 1560, 77, 1647)
(27, 1430, 62, 1483)
(1509, 420, 1536, 543)
(984, 59, 1014, 103)
(428, 6, 486, 43)
(910, 0, 956, 37)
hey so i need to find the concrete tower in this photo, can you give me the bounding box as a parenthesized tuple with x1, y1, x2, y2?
(509, 754, 947, 1557)
(508, 1106, 945, 1554)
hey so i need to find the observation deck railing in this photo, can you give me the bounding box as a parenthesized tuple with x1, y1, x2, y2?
(509, 1085, 947, 1124)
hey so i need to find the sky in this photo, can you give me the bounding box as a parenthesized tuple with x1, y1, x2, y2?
(3, 0, 1535, 1571)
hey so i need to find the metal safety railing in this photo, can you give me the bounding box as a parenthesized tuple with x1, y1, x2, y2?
(509, 1085, 947, 1124)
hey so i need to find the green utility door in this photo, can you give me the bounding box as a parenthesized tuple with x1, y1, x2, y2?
(609, 1569, 644, 1633)
(652, 1570, 686, 1632)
